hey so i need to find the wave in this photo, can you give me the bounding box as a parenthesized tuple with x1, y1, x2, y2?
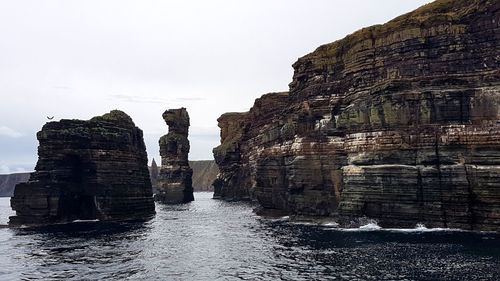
(263, 216, 480, 233)
(340, 222, 382, 232)
(72, 219, 100, 223)
(337, 222, 466, 233)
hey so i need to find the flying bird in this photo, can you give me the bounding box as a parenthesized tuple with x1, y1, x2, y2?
(47, 116, 54, 120)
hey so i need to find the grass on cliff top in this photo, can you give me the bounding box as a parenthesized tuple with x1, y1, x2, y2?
(217, 92, 289, 122)
(304, 0, 481, 61)
(91, 110, 135, 127)
(162, 108, 189, 124)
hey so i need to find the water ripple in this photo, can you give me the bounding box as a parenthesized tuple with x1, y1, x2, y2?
(0, 194, 499, 281)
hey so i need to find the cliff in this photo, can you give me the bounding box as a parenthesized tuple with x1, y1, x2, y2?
(213, 0, 500, 231)
(190, 160, 218, 191)
(213, 93, 289, 200)
(0, 173, 30, 197)
(10, 110, 155, 225)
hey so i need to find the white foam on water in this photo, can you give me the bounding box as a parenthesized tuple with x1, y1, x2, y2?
(321, 221, 340, 227)
(336, 223, 467, 233)
(263, 216, 290, 222)
(385, 224, 465, 233)
(72, 219, 100, 223)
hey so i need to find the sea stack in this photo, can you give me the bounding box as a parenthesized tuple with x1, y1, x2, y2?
(155, 108, 194, 203)
(150, 158, 159, 192)
(10, 110, 155, 225)
(212, 0, 500, 231)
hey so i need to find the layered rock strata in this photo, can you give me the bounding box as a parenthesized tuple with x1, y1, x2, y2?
(155, 108, 194, 203)
(213, 93, 289, 200)
(213, 0, 500, 231)
(10, 110, 155, 225)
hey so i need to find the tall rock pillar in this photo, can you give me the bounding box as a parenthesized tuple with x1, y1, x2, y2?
(155, 108, 194, 203)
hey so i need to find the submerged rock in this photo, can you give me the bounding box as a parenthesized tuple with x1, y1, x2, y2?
(213, 0, 500, 231)
(155, 108, 194, 203)
(10, 110, 155, 225)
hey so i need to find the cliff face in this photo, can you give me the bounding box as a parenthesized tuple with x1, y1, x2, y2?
(190, 160, 218, 191)
(10, 110, 155, 225)
(155, 108, 194, 203)
(213, 93, 289, 200)
(0, 173, 30, 197)
(213, 0, 500, 231)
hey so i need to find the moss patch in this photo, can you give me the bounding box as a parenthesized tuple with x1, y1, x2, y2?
(91, 110, 135, 127)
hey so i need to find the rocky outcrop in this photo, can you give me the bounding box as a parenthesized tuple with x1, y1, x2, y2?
(9, 110, 155, 225)
(0, 173, 30, 197)
(155, 108, 194, 203)
(213, 93, 289, 200)
(213, 0, 500, 231)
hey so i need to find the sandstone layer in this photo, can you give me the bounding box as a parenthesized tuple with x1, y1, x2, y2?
(10, 110, 155, 225)
(213, 0, 500, 231)
(155, 108, 194, 203)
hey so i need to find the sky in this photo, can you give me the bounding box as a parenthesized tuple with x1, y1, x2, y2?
(0, 0, 432, 174)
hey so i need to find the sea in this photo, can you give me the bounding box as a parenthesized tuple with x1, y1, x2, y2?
(0, 193, 498, 281)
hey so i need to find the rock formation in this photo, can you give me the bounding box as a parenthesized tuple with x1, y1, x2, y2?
(150, 158, 159, 191)
(155, 108, 194, 203)
(5, 161, 217, 198)
(150, 160, 217, 192)
(10, 110, 155, 225)
(213, 0, 500, 231)
(213, 93, 289, 200)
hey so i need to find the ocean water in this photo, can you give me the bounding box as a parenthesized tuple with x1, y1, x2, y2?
(0, 193, 498, 281)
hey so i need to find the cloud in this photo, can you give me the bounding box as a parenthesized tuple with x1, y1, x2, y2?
(0, 0, 432, 166)
(0, 126, 23, 138)
(52, 85, 72, 90)
(109, 94, 205, 104)
(0, 163, 34, 175)
(173, 97, 205, 102)
(109, 94, 169, 104)
(0, 164, 10, 174)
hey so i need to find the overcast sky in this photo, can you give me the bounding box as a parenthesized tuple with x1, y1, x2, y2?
(0, 0, 432, 174)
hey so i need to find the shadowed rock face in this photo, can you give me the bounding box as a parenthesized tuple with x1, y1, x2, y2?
(213, 0, 500, 231)
(213, 93, 289, 201)
(10, 110, 155, 225)
(155, 108, 194, 203)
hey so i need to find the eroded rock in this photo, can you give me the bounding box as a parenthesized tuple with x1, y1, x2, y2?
(10, 110, 155, 225)
(213, 0, 500, 231)
(155, 108, 194, 203)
